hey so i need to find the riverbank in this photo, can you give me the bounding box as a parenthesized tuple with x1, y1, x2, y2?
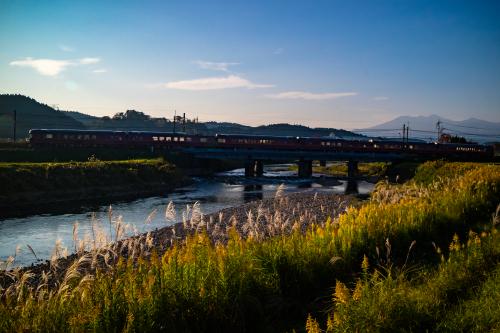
(0, 191, 358, 289)
(290, 161, 422, 183)
(0, 159, 190, 218)
(1, 162, 498, 332)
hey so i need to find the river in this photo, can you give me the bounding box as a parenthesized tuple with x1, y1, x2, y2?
(0, 164, 375, 268)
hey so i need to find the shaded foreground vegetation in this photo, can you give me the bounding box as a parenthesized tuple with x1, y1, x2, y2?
(0, 161, 499, 332)
(0, 159, 186, 217)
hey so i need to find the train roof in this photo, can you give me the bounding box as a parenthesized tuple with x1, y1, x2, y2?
(29, 129, 188, 135)
(215, 133, 298, 140)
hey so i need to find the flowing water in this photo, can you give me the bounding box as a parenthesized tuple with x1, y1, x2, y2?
(0, 164, 375, 267)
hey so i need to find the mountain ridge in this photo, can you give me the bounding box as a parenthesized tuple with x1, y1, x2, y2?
(0, 94, 362, 139)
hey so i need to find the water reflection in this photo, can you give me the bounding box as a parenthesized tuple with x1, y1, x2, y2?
(243, 184, 263, 201)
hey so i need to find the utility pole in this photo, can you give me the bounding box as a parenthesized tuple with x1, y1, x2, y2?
(402, 124, 406, 144)
(406, 122, 409, 143)
(182, 112, 186, 132)
(173, 110, 177, 133)
(436, 120, 441, 142)
(13, 110, 17, 142)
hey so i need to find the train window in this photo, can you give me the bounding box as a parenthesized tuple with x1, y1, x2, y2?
(153, 136, 158, 141)
(179, 137, 185, 142)
(409, 145, 414, 149)
(337, 143, 342, 147)
(363, 144, 367, 148)
(173, 137, 178, 142)
(200, 138, 207, 143)
(84, 135, 90, 140)
(166, 137, 171, 141)
(217, 138, 226, 143)
(91, 135, 97, 140)
(77, 135, 82, 140)
(374, 144, 379, 148)
(45, 134, 53, 139)
(186, 137, 192, 142)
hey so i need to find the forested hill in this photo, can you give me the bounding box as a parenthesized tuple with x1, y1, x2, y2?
(0, 94, 85, 139)
(0, 94, 363, 139)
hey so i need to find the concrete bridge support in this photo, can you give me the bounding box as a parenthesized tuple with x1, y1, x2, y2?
(298, 160, 313, 178)
(244, 160, 264, 177)
(347, 160, 359, 179)
(345, 179, 359, 194)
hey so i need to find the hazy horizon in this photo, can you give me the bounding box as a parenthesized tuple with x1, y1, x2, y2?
(1, 1, 499, 129)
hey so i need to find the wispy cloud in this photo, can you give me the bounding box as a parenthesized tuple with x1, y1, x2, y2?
(373, 96, 389, 101)
(265, 91, 358, 100)
(92, 68, 108, 74)
(79, 57, 100, 65)
(165, 75, 273, 90)
(273, 48, 284, 55)
(59, 44, 75, 52)
(10, 57, 101, 76)
(194, 60, 240, 72)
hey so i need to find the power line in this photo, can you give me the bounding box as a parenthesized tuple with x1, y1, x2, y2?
(441, 121, 497, 131)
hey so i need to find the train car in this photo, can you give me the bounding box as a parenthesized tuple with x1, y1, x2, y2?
(29, 129, 191, 148)
(214, 133, 299, 149)
(28, 128, 494, 161)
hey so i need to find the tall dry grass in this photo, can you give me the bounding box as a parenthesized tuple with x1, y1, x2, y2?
(0, 161, 498, 332)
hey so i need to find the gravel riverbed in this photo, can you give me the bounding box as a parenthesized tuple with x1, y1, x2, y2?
(0, 191, 360, 290)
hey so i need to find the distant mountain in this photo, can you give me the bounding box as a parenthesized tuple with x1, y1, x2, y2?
(359, 115, 500, 143)
(0, 94, 85, 139)
(1, 94, 363, 140)
(203, 122, 362, 138)
(63, 110, 99, 126)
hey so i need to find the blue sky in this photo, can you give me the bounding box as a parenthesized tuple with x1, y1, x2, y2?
(1, 0, 499, 128)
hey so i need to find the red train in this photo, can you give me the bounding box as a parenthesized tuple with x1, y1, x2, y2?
(28, 129, 494, 160)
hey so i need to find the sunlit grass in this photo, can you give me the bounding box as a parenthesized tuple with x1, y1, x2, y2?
(0, 161, 498, 332)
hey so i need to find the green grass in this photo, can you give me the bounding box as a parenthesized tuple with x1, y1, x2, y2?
(0, 159, 186, 216)
(289, 161, 389, 177)
(0, 162, 499, 332)
(0, 158, 182, 195)
(309, 229, 500, 332)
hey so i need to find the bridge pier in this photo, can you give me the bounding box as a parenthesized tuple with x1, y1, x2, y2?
(345, 179, 359, 194)
(319, 160, 327, 167)
(347, 160, 359, 179)
(244, 160, 264, 177)
(298, 160, 313, 178)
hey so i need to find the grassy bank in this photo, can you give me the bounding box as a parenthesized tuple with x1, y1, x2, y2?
(0, 159, 187, 217)
(0, 162, 499, 332)
(313, 161, 389, 177)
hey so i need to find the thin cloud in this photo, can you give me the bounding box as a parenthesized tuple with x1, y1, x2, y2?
(194, 60, 240, 72)
(165, 75, 274, 90)
(265, 91, 358, 100)
(59, 44, 75, 52)
(10, 57, 101, 76)
(273, 48, 284, 55)
(79, 57, 100, 65)
(373, 96, 389, 101)
(92, 68, 108, 73)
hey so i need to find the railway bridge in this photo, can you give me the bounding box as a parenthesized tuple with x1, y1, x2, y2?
(174, 146, 413, 178)
(28, 129, 494, 179)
